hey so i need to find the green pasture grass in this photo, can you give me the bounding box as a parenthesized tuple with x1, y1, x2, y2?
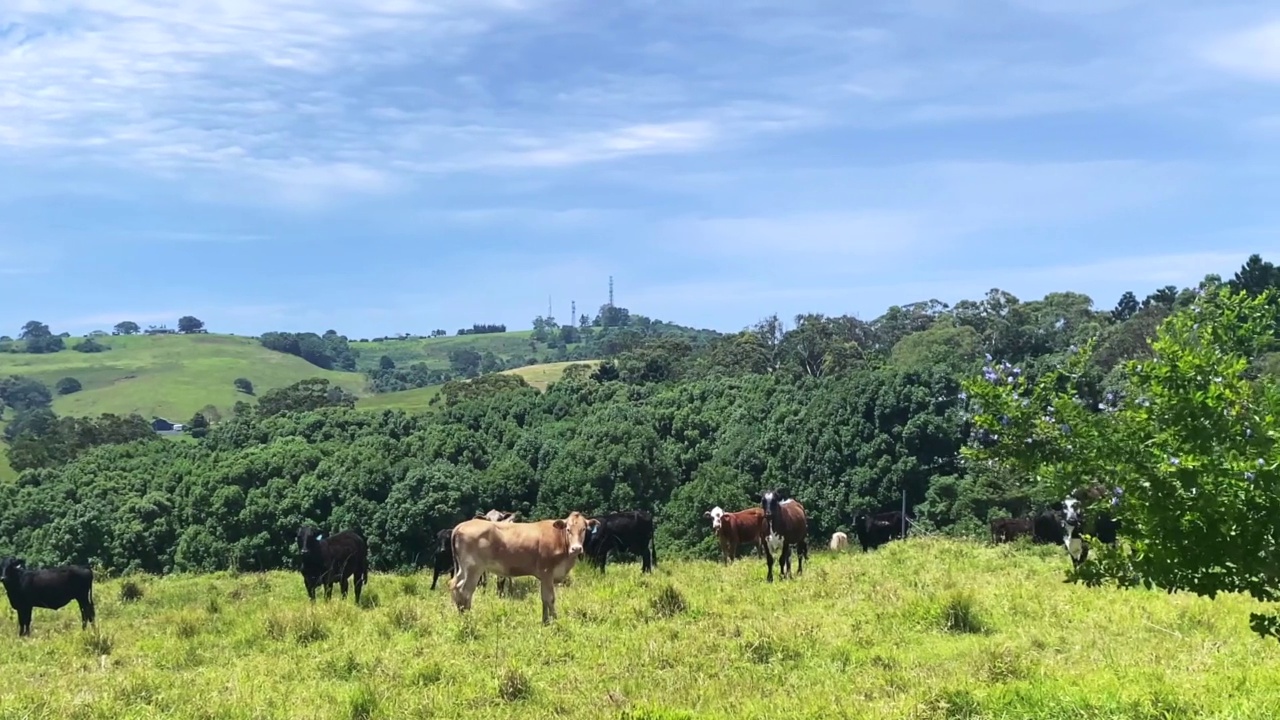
(501, 360, 599, 391)
(2, 537, 1278, 719)
(349, 331, 545, 371)
(357, 360, 597, 412)
(356, 385, 442, 413)
(0, 334, 367, 421)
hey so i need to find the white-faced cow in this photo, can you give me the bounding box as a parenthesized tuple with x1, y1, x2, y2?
(1032, 498, 1088, 568)
(759, 489, 808, 583)
(450, 511, 599, 624)
(829, 531, 849, 552)
(296, 526, 369, 604)
(583, 510, 657, 574)
(0, 557, 96, 637)
(703, 506, 767, 564)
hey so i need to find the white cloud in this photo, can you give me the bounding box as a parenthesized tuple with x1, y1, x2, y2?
(1203, 21, 1280, 81)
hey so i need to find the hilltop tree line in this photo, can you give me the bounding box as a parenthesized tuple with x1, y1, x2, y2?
(2, 255, 1273, 577)
(0, 317, 207, 355)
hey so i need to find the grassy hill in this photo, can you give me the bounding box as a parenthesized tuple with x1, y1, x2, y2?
(350, 331, 552, 371)
(0, 334, 367, 421)
(356, 360, 599, 412)
(1, 537, 1277, 718)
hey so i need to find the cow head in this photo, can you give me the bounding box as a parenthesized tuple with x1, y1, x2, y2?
(1058, 498, 1083, 528)
(477, 509, 519, 523)
(703, 506, 726, 531)
(296, 526, 324, 556)
(554, 512, 598, 556)
(0, 557, 25, 583)
(759, 488, 791, 533)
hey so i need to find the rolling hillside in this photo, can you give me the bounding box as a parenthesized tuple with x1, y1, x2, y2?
(0, 334, 367, 421)
(349, 331, 553, 371)
(355, 360, 598, 412)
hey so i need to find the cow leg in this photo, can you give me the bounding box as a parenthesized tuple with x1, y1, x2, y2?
(79, 593, 96, 629)
(763, 543, 775, 583)
(642, 543, 653, 573)
(17, 607, 32, 637)
(539, 577, 557, 624)
(450, 568, 481, 613)
(780, 543, 792, 579)
(431, 558, 447, 590)
(797, 541, 807, 576)
(339, 575, 350, 600)
(304, 576, 318, 603)
(354, 566, 365, 604)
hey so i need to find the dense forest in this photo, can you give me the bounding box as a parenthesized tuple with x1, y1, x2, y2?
(1, 254, 1276, 579)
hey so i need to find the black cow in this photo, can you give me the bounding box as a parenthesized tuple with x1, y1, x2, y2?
(583, 510, 657, 574)
(0, 557, 96, 637)
(1032, 498, 1088, 568)
(852, 510, 909, 552)
(296, 526, 369, 603)
(1094, 511, 1121, 546)
(431, 528, 454, 590)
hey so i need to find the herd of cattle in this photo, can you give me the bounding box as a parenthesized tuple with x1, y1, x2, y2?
(0, 486, 1121, 634)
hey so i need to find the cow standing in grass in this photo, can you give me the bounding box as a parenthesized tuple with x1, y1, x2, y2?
(759, 489, 808, 583)
(852, 510, 908, 552)
(829, 532, 849, 552)
(583, 510, 657, 574)
(990, 517, 1034, 544)
(0, 557, 96, 637)
(449, 511, 598, 624)
(704, 506, 767, 563)
(1032, 498, 1088, 568)
(430, 528, 455, 590)
(473, 509, 520, 594)
(296, 526, 369, 604)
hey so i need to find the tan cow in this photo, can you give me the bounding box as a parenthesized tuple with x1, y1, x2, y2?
(450, 511, 598, 624)
(829, 531, 849, 552)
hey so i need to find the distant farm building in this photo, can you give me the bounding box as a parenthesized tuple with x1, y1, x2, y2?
(151, 417, 184, 435)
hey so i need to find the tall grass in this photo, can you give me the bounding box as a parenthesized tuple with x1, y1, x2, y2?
(1, 537, 1278, 718)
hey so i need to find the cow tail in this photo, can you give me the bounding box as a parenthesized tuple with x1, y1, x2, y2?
(650, 534, 658, 566)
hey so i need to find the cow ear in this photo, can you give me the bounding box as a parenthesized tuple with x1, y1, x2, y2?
(553, 519, 566, 529)
(703, 511, 712, 519)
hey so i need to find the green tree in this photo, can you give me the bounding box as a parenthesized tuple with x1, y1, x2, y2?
(177, 316, 206, 334)
(55, 377, 82, 395)
(113, 321, 141, 335)
(72, 337, 107, 353)
(963, 287, 1280, 640)
(379, 355, 396, 371)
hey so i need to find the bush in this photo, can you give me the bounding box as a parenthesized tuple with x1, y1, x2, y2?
(72, 337, 107, 353)
(55, 377, 82, 395)
(234, 378, 254, 395)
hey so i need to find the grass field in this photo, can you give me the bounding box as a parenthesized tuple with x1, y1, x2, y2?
(0, 335, 368, 421)
(357, 360, 596, 412)
(2, 537, 1278, 719)
(350, 331, 551, 372)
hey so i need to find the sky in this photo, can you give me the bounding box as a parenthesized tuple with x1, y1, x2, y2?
(2, 0, 1280, 338)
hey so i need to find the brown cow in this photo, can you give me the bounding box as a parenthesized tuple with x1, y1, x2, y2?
(450, 511, 598, 624)
(703, 506, 766, 563)
(990, 516, 1033, 544)
(759, 489, 808, 583)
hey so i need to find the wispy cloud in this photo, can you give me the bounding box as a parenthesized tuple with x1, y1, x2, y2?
(1202, 20, 1280, 82)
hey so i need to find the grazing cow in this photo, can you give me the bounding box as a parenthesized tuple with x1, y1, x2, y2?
(450, 511, 598, 624)
(704, 506, 767, 563)
(759, 489, 808, 583)
(989, 517, 1034, 544)
(296, 526, 369, 603)
(0, 557, 96, 637)
(430, 528, 455, 590)
(852, 510, 909, 552)
(473, 509, 520, 594)
(583, 510, 657, 574)
(1032, 498, 1088, 568)
(829, 532, 849, 552)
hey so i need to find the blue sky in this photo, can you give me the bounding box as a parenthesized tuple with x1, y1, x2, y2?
(2, 0, 1279, 338)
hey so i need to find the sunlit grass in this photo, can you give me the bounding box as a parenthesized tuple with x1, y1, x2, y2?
(1, 537, 1278, 718)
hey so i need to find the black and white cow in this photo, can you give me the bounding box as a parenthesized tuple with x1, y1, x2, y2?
(1032, 498, 1088, 568)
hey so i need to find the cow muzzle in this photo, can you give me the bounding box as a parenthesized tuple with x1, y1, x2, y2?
(569, 543, 584, 555)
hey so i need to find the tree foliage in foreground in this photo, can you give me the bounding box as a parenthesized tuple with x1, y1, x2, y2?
(964, 286, 1280, 640)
